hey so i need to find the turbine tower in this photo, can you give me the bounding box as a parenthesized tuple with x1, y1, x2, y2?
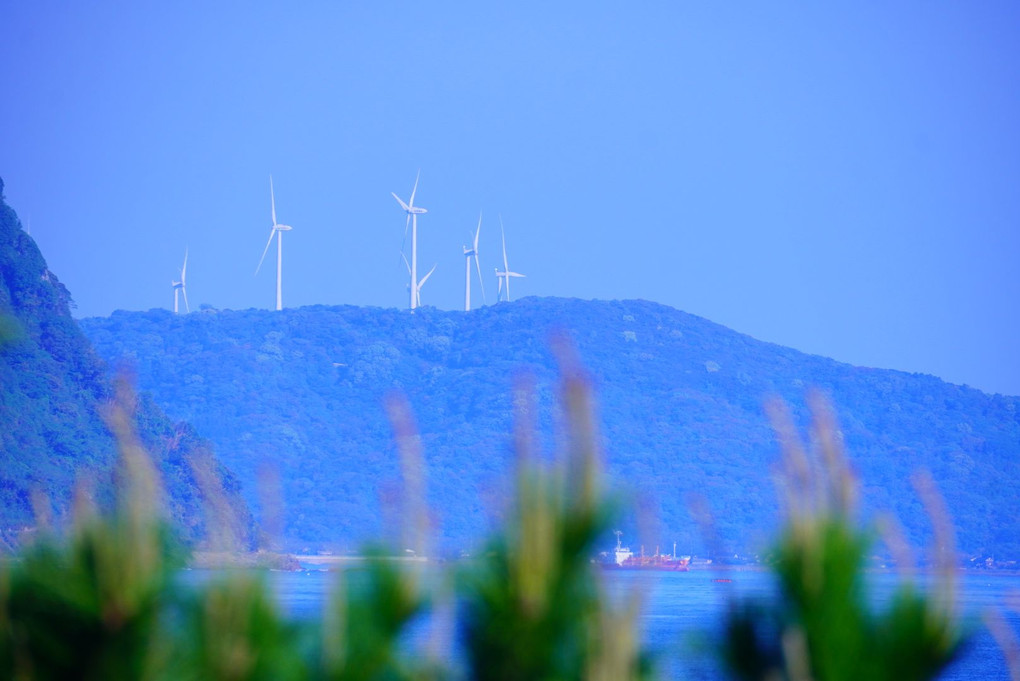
(255, 176, 293, 311)
(392, 171, 428, 310)
(494, 217, 525, 302)
(171, 248, 189, 314)
(463, 213, 486, 311)
(403, 253, 437, 308)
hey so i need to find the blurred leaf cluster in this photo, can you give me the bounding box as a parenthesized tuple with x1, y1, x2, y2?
(458, 360, 651, 681)
(721, 395, 962, 681)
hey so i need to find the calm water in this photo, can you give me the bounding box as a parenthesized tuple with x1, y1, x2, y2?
(194, 567, 1020, 679)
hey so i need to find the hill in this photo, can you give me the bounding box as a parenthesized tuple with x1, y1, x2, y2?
(78, 297, 1020, 561)
(0, 178, 252, 550)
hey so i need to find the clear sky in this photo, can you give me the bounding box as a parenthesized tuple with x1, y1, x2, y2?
(2, 3, 1018, 395)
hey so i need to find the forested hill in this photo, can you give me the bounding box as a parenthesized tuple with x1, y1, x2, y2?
(79, 297, 1020, 561)
(0, 179, 252, 550)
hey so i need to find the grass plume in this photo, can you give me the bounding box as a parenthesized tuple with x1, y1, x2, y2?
(722, 393, 963, 681)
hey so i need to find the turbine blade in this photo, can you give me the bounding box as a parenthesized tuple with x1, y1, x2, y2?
(256, 227, 275, 274)
(181, 248, 188, 284)
(392, 192, 410, 212)
(182, 286, 190, 313)
(401, 251, 411, 275)
(399, 213, 410, 257)
(474, 212, 482, 251)
(270, 176, 277, 226)
(500, 216, 509, 271)
(409, 169, 420, 208)
(475, 254, 486, 303)
(419, 263, 437, 287)
(509, 272, 526, 278)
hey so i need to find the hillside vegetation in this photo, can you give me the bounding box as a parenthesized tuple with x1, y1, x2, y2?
(2, 356, 964, 681)
(80, 297, 1020, 560)
(0, 180, 252, 549)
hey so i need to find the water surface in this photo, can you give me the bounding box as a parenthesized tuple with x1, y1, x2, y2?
(186, 567, 1020, 679)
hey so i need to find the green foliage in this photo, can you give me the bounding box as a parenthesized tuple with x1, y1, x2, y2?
(322, 555, 429, 680)
(721, 397, 961, 681)
(0, 313, 19, 346)
(0, 384, 182, 680)
(174, 574, 307, 681)
(169, 550, 436, 681)
(458, 359, 650, 681)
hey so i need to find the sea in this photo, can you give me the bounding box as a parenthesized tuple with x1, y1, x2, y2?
(199, 566, 1020, 679)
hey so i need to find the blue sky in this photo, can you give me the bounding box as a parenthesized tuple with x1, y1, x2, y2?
(2, 3, 1018, 395)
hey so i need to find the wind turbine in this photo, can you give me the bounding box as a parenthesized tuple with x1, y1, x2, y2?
(494, 217, 525, 302)
(463, 213, 486, 311)
(402, 253, 437, 308)
(255, 176, 293, 311)
(392, 171, 428, 310)
(171, 249, 189, 314)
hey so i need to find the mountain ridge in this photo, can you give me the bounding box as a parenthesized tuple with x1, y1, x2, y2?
(79, 297, 1020, 560)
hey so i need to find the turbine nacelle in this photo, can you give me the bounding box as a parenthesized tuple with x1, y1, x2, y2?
(392, 196, 428, 215)
(393, 170, 428, 311)
(391, 171, 428, 215)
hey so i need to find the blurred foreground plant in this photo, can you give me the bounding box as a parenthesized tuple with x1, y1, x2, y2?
(0, 376, 180, 680)
(721, 394, 963, 681)
(1, 358, 974, 681)
(458, 350, 652, 681)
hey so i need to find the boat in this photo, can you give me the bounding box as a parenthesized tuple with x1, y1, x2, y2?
(600, 531, 690, 571)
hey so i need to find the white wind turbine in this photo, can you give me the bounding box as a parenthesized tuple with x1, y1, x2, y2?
(171, 248, 189, 314)
(494, 217, 525, 302)
(255, 176, 293, 311)
(402, 253, 437, 308)
(463, 213, 486, 311)
(392, 171, 428, 310)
